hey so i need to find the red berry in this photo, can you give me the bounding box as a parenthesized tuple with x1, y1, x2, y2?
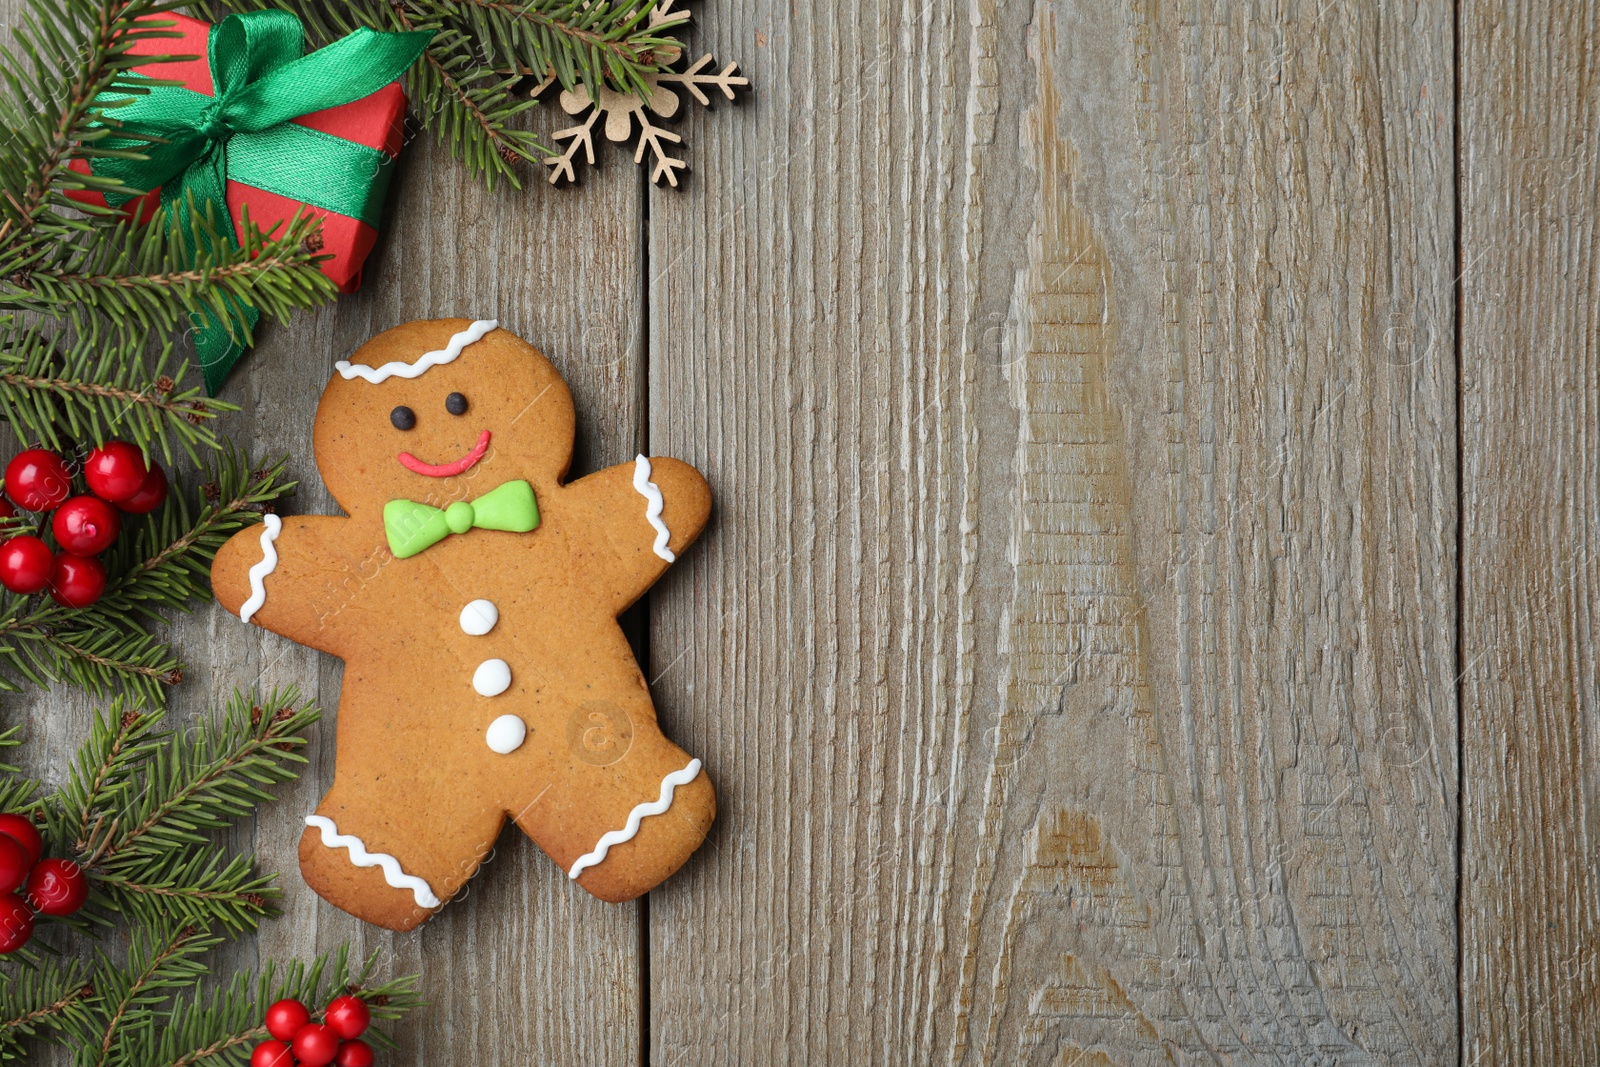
(48, 553, 105, 609)
(118, 463, 168, 514)
(250, 1039, 295, 1067)
(0, 499, 14, 520)
(293, 1023, 342, 1067)
(83, 442, 149, 503)
(335, 1038, 375, 1067)
(324, 995, 370, 1039)
(26, 858, 87, 917)
(0, 814, 42, 866)
(4, 450, 71, 512)
(0, 536, 54, 595)
(265, 999, 311, 1041)
(0, 893, 32, 953)
(0, 836, 28, 895)
(51, 496, 120, 557)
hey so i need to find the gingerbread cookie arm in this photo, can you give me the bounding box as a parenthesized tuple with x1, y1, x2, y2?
(560, 455, 711, 612)
(211, 515, 364, 656)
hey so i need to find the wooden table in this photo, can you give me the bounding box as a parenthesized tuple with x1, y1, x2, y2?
(19, 0, 1600, 1063)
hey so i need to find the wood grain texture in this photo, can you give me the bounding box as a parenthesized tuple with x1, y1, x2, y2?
(5, 3, 651, 1052)
(1460, 1, 1600, 1063)
(648, 0, 1458, 1063)
(19, 0, 1595, 1060)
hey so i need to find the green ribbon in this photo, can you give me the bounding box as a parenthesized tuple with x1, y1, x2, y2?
(384, 481, 541, 560)
(92, 12, 432, 393)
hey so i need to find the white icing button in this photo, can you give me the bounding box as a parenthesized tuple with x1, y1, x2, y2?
(485, 714, 527, 754)
(459, 599, 499, 636)
(472, 659, 512, 697)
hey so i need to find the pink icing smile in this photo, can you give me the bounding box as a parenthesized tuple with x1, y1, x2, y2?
(398, 430, 491, 477)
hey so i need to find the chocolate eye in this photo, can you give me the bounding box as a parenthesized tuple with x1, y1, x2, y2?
(390, 406, 416, 430)
(445, 392, 469, 416)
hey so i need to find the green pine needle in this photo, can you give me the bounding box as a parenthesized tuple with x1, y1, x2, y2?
(0, 318, 227, 465)
(77, 692, 318, 865)
(48, 701, 164, 857)
(3, 927, 424, 1065)
(0, 725, 25, 777)
(0, 957, 95, 1062)
(82, 922, 223, 1067)
(46, 690, 317, 932)
(89, 849, 280, 935)
(4, 202, 339, 358)
(402, 25, 550, 189)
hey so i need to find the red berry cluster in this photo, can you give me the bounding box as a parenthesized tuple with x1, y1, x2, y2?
(0, 442, 168, 608)
(0, 813, 89, 954)
(254, 996, 375, 1067)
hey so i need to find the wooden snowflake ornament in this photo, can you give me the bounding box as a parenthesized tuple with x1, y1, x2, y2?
(538, 0, 749, 188)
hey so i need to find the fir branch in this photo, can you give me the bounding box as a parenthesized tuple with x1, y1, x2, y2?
(53, 703, 161, 856)
(88, 850, 277, 933)
(96, 445, 294, 615)
(398, 22, 548, 189)
(0, 317, 228, 464)
(86, 691, 318, 864)
(6, 203, 337, 348)
(0, 957, 94, 1061)
(38, 632, 180, 683)
(141, 948, 422, 1067)
(0, 607, 167, 704)
(450, 0, 683, 97)
(0, 448, 294, 703)
(215, 0, 691, 185)
(0, 617, 177, 706)
(89, 922, 218, 1067)
(0, 0, 185, 248)
(40, 689, 316, 934)
(0, 373, 203, 419)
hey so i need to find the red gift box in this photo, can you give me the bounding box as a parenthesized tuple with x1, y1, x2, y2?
(67, 13, 406, 293)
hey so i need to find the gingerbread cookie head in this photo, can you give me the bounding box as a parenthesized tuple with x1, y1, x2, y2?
(314, 318, 577, 515)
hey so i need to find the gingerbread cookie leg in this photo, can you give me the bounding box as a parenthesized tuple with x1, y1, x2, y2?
(564, 753, 715, 903)
(510, 702, 715, 904)
(299, 771, 506, 931)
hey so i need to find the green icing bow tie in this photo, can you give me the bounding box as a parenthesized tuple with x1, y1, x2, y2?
(384, 480, 539, 559)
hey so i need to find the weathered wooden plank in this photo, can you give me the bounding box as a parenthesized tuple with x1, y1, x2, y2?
(238, 139, 647, 1067)
(1460, 1, 1600, 1062)
(7, 17, 649, 1057)
(647, 0, 1457, 1063)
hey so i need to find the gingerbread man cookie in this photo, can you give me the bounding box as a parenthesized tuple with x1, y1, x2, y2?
(211, 319, 714, 931)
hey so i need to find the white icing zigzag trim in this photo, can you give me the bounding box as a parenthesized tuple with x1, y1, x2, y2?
(305, 814, 443, 909)
(632, 454, 675, 562)
(568, 758, 702, 879)
(239, 514, 282, 624)
(335, 319, 499, 383)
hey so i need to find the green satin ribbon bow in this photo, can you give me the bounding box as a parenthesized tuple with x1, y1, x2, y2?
(384, 481, 541, 560)
(92, 12, 432, 393)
